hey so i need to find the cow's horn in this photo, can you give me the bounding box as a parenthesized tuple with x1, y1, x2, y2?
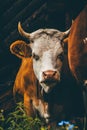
(62, 28, 70, 39)
(63, 28, 70, 35)
(18, 22, 30, 38)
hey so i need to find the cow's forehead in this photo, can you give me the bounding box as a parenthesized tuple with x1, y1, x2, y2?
(31, 32, 62, 53)
(31, 28, 61, 38)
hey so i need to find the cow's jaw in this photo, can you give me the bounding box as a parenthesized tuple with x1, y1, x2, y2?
(40, 80, 59, 93)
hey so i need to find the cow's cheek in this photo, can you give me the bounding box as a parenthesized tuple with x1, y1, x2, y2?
(33, 60, 41, 81)
(56, 60, 63, 76)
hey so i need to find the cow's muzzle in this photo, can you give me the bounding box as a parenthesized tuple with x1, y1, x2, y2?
(40, 70, 60, 93)
(43, 70, 57, 79)
(41, 70, 60, 84)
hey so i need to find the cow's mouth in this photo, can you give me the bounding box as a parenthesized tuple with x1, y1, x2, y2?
(41, 78, 58, 85)
(40, 78, 60, 93)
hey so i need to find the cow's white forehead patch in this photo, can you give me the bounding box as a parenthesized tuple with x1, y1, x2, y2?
(32, 34, 63, 55)
(31, 28, 61, 39)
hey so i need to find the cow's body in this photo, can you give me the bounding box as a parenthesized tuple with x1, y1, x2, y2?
(10, 40, 84, 125)
(10, 22, 71, 124)
(10, 40, 66, 123)
(68, 5, 87, 85)
(11, 40, 52, 122)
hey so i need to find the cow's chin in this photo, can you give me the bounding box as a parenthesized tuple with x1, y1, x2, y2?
(40, 82, 58, 93)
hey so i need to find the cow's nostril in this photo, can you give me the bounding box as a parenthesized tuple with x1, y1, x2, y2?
(43, 70, 56, 79)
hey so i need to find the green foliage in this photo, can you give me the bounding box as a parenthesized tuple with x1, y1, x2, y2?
(0, 102, 79, 130)
(0, 109, 5, 130)
(6, 102, 44, 130)
(0, 102, 46, 130)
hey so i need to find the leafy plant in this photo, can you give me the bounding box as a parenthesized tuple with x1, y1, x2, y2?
(0, 102, 45, 130)
(0, 102, 80, 130)
(0, 109, 5, 130)
(5, 102, 43, 130)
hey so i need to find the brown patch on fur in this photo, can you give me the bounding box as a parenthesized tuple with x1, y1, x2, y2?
(68, 5, 87, 82)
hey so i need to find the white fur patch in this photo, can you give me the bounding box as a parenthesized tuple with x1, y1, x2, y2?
(83, 37, 87, 44)
(33, 99, 50, 121)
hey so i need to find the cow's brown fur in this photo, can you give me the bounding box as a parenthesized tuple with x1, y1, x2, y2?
(14, 57, 38, 116)
(10, 40, 40, 117)
(68, 5, 87, 83)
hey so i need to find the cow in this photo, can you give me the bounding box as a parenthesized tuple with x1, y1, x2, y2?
(10, 25, 84, 125)
(10, 40, 65, 124)
(68, 5, 87, 129)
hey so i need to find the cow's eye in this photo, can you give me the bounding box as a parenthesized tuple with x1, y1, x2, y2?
(32, 53, 39, 61)
(57, 53, 64, 61)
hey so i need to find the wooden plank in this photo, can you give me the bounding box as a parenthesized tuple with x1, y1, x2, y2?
(0, 90, 12, 100)
(3, 3, 47, 45)
(0, 0, 15, 16)
(2, 0, 46, 39)
(1, 0, 31, 27)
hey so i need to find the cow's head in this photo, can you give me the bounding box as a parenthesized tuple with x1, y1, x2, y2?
(10, 22, 70, 93)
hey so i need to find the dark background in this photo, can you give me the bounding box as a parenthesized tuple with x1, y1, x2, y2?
(0, 0, 87, 116)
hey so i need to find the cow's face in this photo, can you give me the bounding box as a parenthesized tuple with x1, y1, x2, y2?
(10, 23, 69, 93)
(30, 33, 64, 93)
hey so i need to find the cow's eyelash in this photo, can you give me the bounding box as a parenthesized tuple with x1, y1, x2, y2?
(32, 53, 39, 61)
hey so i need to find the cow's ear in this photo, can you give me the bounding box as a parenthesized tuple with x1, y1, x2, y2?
(62, 37, 68, 54)
(10, 40, 32, 59)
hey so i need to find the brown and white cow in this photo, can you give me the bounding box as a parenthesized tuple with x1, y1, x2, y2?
(10, 23, 71, 124)
(68, 5, 87, 129)
(10, 24, 84, 124)
(10, 40, 65, 124)
(10, 40, 81, 125)
(10, 40, 51, 122)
